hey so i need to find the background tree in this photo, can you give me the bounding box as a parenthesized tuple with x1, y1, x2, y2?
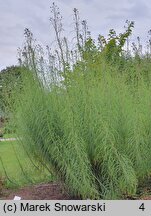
(0, 65, 27, 134)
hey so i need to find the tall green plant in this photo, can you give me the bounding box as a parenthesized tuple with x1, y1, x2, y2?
(11, 3, 151, 199)
(13, 60, 151, 199)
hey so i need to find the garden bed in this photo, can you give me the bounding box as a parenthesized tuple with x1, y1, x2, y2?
(1, 182, 151, 200)
(1, 183, 71, 200)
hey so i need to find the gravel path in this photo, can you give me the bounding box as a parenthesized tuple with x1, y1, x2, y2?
(0, 138, 17, 141)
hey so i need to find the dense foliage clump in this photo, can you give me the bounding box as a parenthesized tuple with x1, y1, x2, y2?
(7, 3, 151, 199)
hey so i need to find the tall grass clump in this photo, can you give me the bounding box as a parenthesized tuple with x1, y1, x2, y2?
(13, 61, 151, 199)
(10, 3, 151, 199)
(14, 71, 99, 199)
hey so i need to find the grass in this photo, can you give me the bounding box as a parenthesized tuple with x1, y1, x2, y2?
(12, 65, 151, 199)
(15, 52, 151, 198)
(0, 139, 52, 188)
(2, 134, 16, 139)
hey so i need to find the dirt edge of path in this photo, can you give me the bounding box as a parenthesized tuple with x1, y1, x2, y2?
(1, 183, 71, 200)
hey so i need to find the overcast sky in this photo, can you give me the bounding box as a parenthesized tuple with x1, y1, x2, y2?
(0, 0, 151, 70)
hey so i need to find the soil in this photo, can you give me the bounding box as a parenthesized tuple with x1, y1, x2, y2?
(0, 183, 71, 200)
(1, 182, 151, 200)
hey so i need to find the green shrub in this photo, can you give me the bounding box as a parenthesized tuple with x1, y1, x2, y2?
(0, 129, 3, 138)
(10, 5, 151, 199)
(12, 59, 151, 199)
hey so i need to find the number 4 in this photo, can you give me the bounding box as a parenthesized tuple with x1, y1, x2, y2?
(139, 203, 145, 211)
